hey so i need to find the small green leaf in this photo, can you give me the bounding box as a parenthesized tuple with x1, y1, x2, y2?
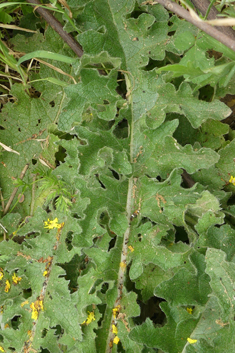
(17, 50, 77, 65)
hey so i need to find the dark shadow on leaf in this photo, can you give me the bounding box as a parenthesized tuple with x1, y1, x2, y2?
(36, 118, 41, 126)
(49, 100, 55, 107)
(113, 118, 129, 139)
(174, 226, 189, 244)
(65, 231, 73, 251)
(99, 210, 110, 227)
(128, 8, 148, 19)
(39, 348, 50, 353)
(198, 85, 214, 102)
(136, 296, 166, 326)
(116, 71, 127, 98)
(95, 174, 106, 189)
(100, 282, 109, 294)
(57, 254, 80, 293)
(28, 86, 41, 98)
(108, 235, 116, 251)
(41, 328, 48, 338)
(109, 168, 120, 180)
(11, 315, 21, 330)
(23, 287, 32, 299)
(55, 145, 66, 166)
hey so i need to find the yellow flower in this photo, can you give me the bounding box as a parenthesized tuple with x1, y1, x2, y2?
(229, 176, 235, 185)
(12, 272, 22, 284)
(37, 300, 43, 312)
(113, 336, 120, 344)
(30, 300, 43, 320)
(187, 338, 197, 344)
(186, 307, 193, 314)
(44, 218, 61, 229)
(0, 271, 3, 280)
(0, 346, 4, 352)
(128, 245, 134, 252)
(82, 311, 95, 325)
(43, 270, 48, 277)
(112, 324, 118, 335)
(30, 303, 38, 321)
(112, 305, 121, 319)
(4, 280, 10, 293)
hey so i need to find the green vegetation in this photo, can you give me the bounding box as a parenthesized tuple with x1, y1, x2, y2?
(1, 1, 235, 352)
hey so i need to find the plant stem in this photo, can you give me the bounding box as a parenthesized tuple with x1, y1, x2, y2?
(153, 0, 235, 51)
(4, 163, 29, 214)
(26, 0, 83, 58)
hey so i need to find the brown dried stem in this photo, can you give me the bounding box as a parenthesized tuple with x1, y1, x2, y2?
(26, 0, 83, 58)
(152, 0, 235, 52)
(190, 0, 235, 40)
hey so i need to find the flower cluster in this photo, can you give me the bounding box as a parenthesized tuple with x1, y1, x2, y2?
(112, 305, 121, 345)
(186, 307, 193, 314)
(44, 217, 62, 229)
(112, 325, 119, 344)
(82, 311, 95, 325)
(0, 271, 22, 293)
(5, 280, 10, 293)
(30, 299, 44, 321)
(229, 175, 235, 185)
(12, 272, 22, 285)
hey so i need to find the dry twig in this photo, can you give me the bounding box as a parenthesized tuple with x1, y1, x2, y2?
(26, 0, 83, 58)
(147, 0, 235, 52)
